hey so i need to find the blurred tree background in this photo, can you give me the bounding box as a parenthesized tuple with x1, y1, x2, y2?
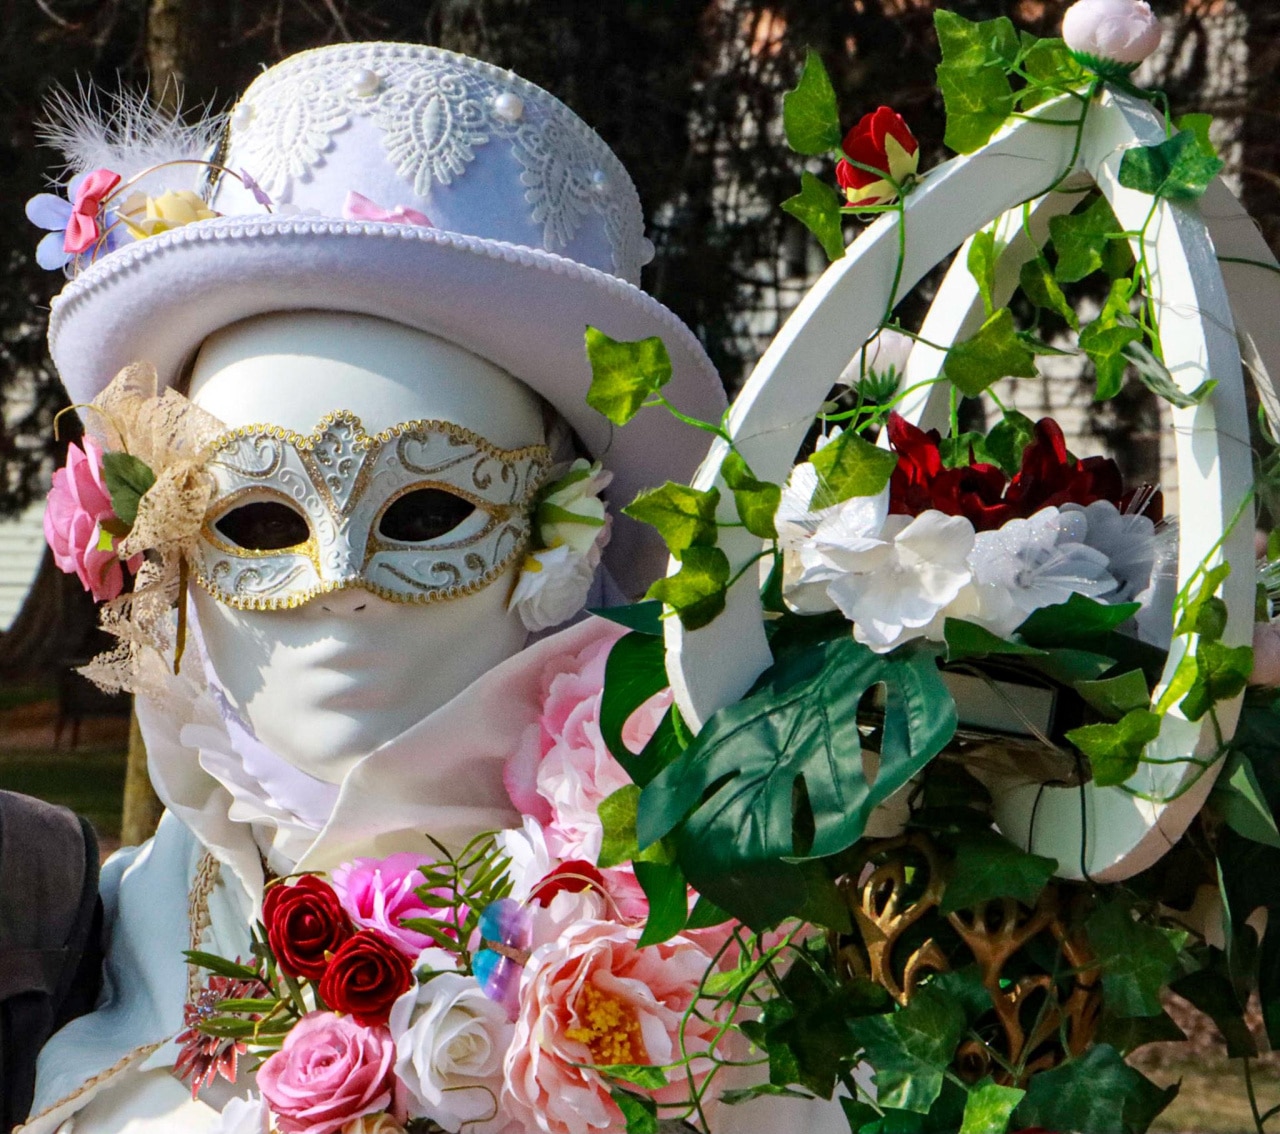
(0, 0, 1277, 844)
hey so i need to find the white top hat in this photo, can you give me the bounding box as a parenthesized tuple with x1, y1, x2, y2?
(42, 42, 726, 593)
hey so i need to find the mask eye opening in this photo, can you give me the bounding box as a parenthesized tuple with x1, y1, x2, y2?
(377, 487, 477, 544)
(212, 498, 311, 552)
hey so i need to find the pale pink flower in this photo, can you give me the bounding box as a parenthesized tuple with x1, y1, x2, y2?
(331, 853, 459, 958)
(1063, 0, 1162, 66)
(44, 436, 137, 602)
(257, 1012, 395, 1134)
(504, 630, 667, 863)
(503, 920, 720, 1134)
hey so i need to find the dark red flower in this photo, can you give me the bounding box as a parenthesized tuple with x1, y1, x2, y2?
(529, 860, 608, 907)
(836, 107, 920, 206)
(263, 875, 351, 982)
(318, 930, 413, 1026)
(886, 414, 1013, 531)
(1004, 418, 1125, 515)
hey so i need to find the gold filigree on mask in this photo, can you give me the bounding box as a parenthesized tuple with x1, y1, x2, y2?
(192, 411, 552, 610)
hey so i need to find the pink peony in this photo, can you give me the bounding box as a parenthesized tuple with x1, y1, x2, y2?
(504, 632, 667, 864)
(502, 920, 720, 1134)
(44, 436, 136, 602)
(257, 1012, 396, 1134)
(331, 853, 460, 958)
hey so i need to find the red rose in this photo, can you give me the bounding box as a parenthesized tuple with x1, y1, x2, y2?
(887, 414, 1014, 531)
(1005, 418, 1125, 515)
(529, 860, 608, 907)
(263, 876, 351, 982)
(836, 106, 920, 206)
(318, 930, 412, 1026)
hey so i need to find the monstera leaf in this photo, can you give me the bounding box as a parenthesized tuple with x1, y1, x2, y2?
(637, 638, 956, 927)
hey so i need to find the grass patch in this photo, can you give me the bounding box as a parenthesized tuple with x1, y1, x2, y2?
(0, 745, 126, 841)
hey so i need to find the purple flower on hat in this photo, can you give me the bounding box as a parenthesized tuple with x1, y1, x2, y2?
(26, 170, 128, 270)
(239, 168, 272, 208)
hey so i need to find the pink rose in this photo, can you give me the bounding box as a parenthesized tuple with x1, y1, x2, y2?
(331, 853, 460, 957)
(1063, 0, 1162, 66)
(503, 920, 720, 1134)
(257, 1012, 396, 1134)
(44, 436, 137, 602)
(504, 632, 667, 863)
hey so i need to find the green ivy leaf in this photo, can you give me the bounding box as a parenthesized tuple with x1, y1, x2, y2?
(598, 786, 676, 868)
(1017, 592, 1141, 647)
(940, 830, 1058, 914)
(782, 172, 846, 262)
(721, 450, 781, 539)
(1118, 129, 1225, 202)
(638, 638, 956, 928)
(943, 618, 1047, 664)
(942, 308, 1037, 397)
(808, 428, 899, 506)
(1174, 562, 1232, 638)
(102, 452, 156, 528)
(645, 545, 730, 632)
(1123, 334, 1218, 408)
(623, 482, 720, 554)
(634, 860, 688, 946)
(960, 1080, 1025, 1134)
(783, 50, 842, 155)
(937, 63, 1015, 155)
(849, 987, 966, 1113)
(1067, 708, 1161, 787)
(1050, 194, 1125, 284)
(983, 411, 1037, 476)
(1075, 669, 1151, 720)
(1018, 35, 1088, 108)
(1175, 112, 1217, 158)
(600, 1064, 668, 1090)
(590, 600, 663, 637)
(584, 328, 672, 426)
(1211, 752, 1280, 850)
(609, 1089, 658, 1134)
(1012, 1045, 1177, 1134)
(1019, 255, 1077, 329)
(1095, 1008, 1187, 1056)
(1181, 639, 1254, 722)
(934, 10, 1019, 68)
(968, 229, 999, 318)
(1086, 900, 1186, 1017)
(1081, 323, 1142, 401)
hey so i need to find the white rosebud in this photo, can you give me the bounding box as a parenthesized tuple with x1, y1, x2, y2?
(509, 542, 599, 633)
(1063, 0, 1162, 67)
(340, 1115, 405, 1134)
(389, 973, 515, 1134)
(210, 1094, 269, 1134)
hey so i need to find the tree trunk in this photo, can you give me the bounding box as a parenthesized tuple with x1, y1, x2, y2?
(118, 0, 195, 846)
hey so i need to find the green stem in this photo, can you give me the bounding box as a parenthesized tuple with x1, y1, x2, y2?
(652, 395, 731, 441)
(1245, 1054, 1267, 1134)
(727, 548, 775, 591)
(1219, 255, 1280, 277)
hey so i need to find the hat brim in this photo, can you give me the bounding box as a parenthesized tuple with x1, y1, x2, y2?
(48, 215, 726, 596)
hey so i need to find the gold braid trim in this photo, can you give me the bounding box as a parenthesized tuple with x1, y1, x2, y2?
(15, 1041, 165, 1131)
(186, 851, 220, 1001)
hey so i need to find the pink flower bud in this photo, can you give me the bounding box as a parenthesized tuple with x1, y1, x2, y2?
(43, 436, 131, 602)
(1251, 622, 1280, 687)
(1063, 0, 1162, 67)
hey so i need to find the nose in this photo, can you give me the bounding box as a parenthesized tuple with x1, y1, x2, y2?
(318, 587, 370, 614)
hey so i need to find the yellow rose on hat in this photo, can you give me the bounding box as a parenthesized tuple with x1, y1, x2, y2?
(121, 189, 218, 240)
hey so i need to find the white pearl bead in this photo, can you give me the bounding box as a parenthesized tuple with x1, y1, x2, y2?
(230, 102, 254, 130)
(493, 92, 524, 123)
(590, 170, 609, 194)
(350, 68, 381, 97)
(639, 237, 656, 265)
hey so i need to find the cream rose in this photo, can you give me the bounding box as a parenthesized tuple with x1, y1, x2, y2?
(122, 189, 218, 239)
(389, 973, 517, 1134)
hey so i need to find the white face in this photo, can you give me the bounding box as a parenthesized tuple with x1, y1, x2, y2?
(188, 310, 545, 784)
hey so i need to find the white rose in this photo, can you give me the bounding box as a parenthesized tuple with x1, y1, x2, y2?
(1063, 0, 1162, 66)
(508, 542, 598, 632)
(539, 459, 612, 558)
(211, 1094, 269, 1134)
(390, 973, 516, 1134)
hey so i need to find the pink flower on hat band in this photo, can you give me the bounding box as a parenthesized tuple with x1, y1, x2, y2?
(342, 191, 432, 228)
(64, 168, 122, 255)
